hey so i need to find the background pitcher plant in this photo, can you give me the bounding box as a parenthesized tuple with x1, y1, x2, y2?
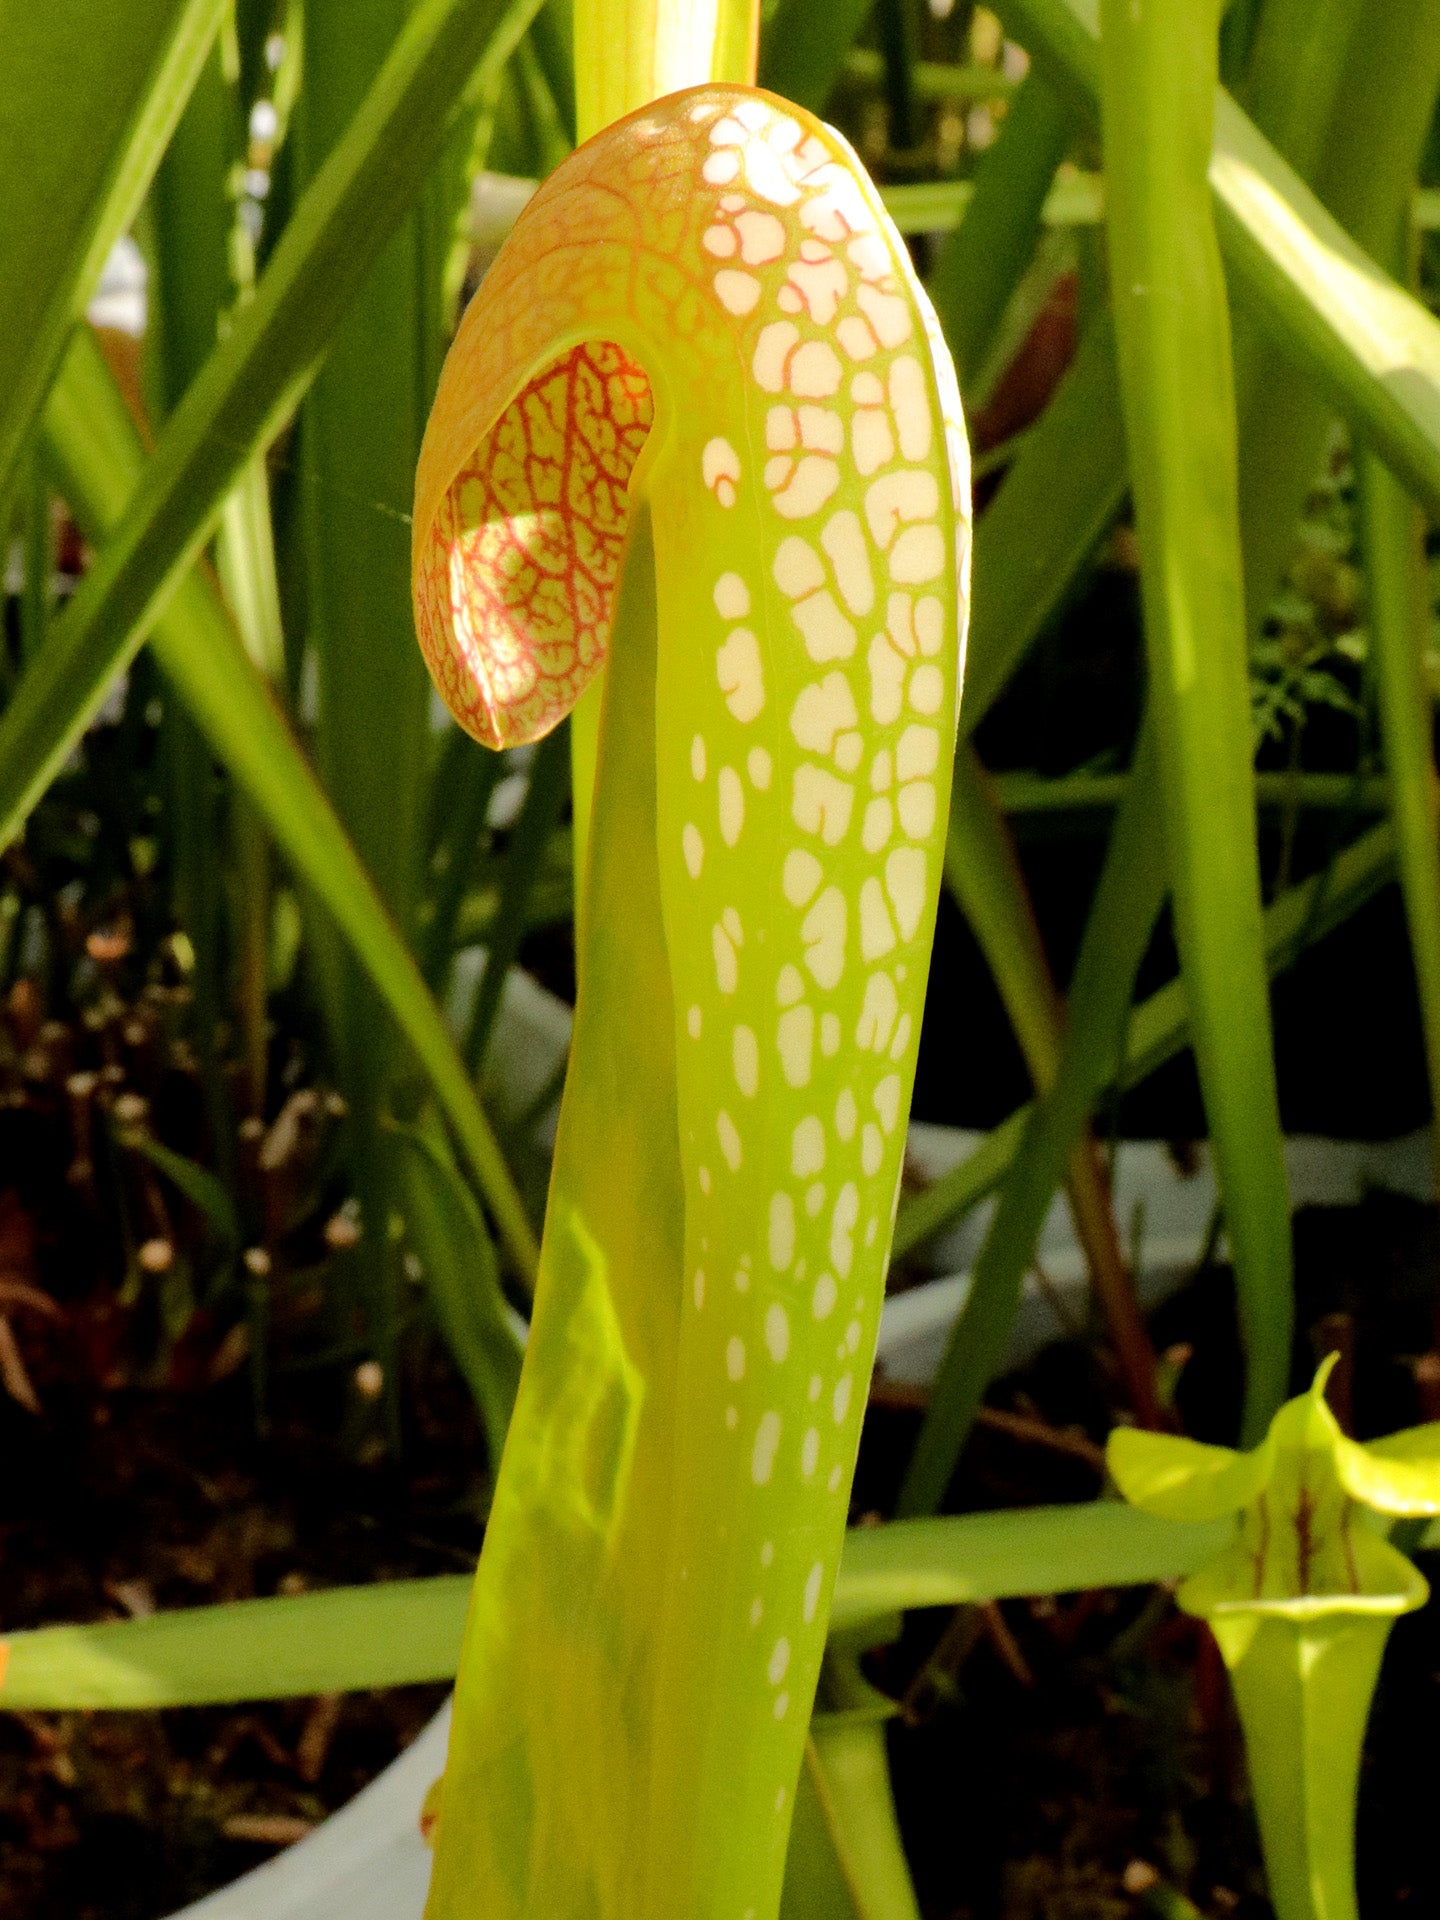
(410, 84, 970, 1920)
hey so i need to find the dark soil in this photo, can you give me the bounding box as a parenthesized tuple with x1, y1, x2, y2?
(0, 1255, 488, 1916)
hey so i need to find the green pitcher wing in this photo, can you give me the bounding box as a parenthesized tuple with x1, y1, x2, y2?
(1107, 1425, 1272, 1522)
(411, 85, 969, 1920)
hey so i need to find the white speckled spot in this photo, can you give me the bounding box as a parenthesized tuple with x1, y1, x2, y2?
(774, 1691, 790, 1720)
(861, 1121, 883, 1175)
(801, 1428, 820, 1477)
(699, 1166, 712, 1194)
(812, 1272, 838, 1319)
(828, 1464, 843, 1492)
(774, 454, 840, 520)
(769, 1191, 796, 1269)
(790, 673, 858, 755)
(896, 724, 940, 780)
(914, 595, 944, 655)
(836, 1087, 857, 1141)
(719, 765, 745, 845)
(736, 207, 786, 263)
(714, 269, 761, 315)
(778, 1004, 814, 1088)
(837, 314, 878, 361)
(886, 846, 927, 939)
(767, 406, 797, 452)
(897, 779, 936, 839)
(890, 523, 946, 583)
(716, 627, 765, 722)
(750, 1594, 763, 1627)
(862, 795, 893, 854)
(789, 340, 843, 398)
(890, 1010, 913, 1063)
(765, 454, 794, 493)
(805, 1182, 826, 1217)
(886, 592, 918, 657)
(859, 875, 897, 961)
(798, 406, 845, 454)
(713, 923, 738, 993)
(726, 1405, 739, 1429)
(804, 1561, 824, 1623)
(753, 321, 799, 391)
(714, 571, 750, 620)
(691, 734, 707, 780)
(857, 971, 899, 1052)
(871, 747, 893, 791)
(802, 885, 847, 988)
(762, 1540, 775, 1567)
(682, 823, 704, 878)
(702, 437, 741, 496)
(783, 847, 823, 907)
(703, 148, 741, 185)
(835, 731, 863, 773)
(833, 1373, 853, 1423)
(909, 664, 944, 714)
(733, 1024, 759, 1098)
(856, 281, 912, 347)
(745, 139, 802, 207)
(718, 1111, 743, 1170)
(727, 1335, 746, 1381)
(867, 631, 907, 725)
(788, 256, 848, 323)
(768, 1636, 791, 1683)
(792, 765, 854, 845)
(777, 963, 804, 1006)
(865, 469, 939, 550)
(831, 1182, 859, 1279)
(809, 1372, 823, 1400)
(846, 1318, 863, 1353)
(687, 1004, 702, 1039)
(722, 907, 744, 946)
(773, 535, 826, 599)
(752, 1411, 782, 1484)
(852, 371, 884, 405)
(792, 1115, 825, 1178)
(748, 746, 772, 789)
(874, 1074, 902, 1134)
(820, 509, 875, 617)
(888, 354, 932, 460)
(791, 589, 857, 663)
(851, 407, 893, 477)
(765, 1302, 790, 1363)
(704, 223, 737, 257)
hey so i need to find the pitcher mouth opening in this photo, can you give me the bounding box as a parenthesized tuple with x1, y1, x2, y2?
(417, 338, 655, 751)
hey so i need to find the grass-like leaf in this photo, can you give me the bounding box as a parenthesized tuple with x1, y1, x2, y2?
(0, 0, 228, 493)
(1101, 0, 1291, 1442)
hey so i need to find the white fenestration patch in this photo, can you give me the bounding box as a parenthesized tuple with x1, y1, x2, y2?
(820, 510, 875, 616)
(683, 824, 704, 878)
(733, 1025, 759, 1097)
(716, 627, 765, 722)
(791, 1115, 825, 1178)
(702, 435, 741, 508)
(791, 590, 857, 664)
(801, 886, 846, 989)
(783, 847, 823, 907)
(718, 765, 745, 845)
(769, 1191, 796, 1270)
(790, 674, 858, 755)
(713, 572, 750, 619)
(752, 1411, 782, 1484)
(792, 765, 854, 845)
